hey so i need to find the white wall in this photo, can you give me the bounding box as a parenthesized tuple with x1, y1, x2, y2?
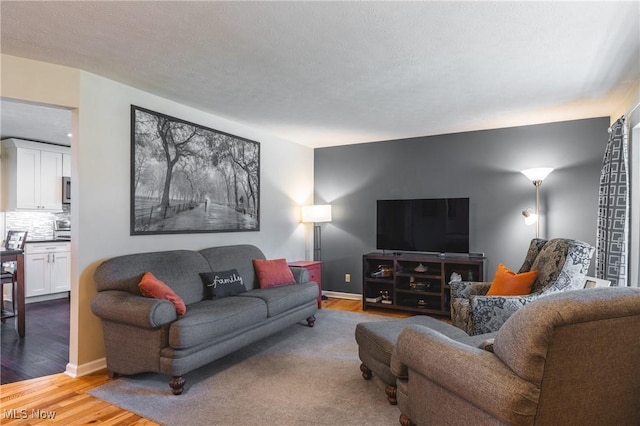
(73, 72, 314, 369)
(2, 55, 314, 374)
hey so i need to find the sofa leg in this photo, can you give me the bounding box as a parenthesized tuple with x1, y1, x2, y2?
(399, 413, 414, 426)
(360, 363, 372, 380)
(306, 315, 316, 327)
(107, 370, 119, 379)
(169, 376, 186, 395)
(385, 385, 398, 405)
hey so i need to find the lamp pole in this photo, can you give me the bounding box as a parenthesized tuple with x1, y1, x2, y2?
(301, 204, 332, 261)
(521, 168, 553, 239)
(533, 180, 542, 238)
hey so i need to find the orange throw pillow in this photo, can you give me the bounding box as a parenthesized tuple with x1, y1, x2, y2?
(138, 271, 186, 315)
(253, 258, 296, 289)
(486, 263, 538, 296)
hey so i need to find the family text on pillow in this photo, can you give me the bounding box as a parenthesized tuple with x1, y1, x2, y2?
(200, 269, 247, 299)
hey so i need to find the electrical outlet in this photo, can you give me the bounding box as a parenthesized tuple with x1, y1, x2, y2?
(345, 274, 351, 283)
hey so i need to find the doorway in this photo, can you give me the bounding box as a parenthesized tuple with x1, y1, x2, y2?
(0, 98, 73, 383)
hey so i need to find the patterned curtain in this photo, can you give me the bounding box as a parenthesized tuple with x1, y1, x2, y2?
(596, 117, 629, 287)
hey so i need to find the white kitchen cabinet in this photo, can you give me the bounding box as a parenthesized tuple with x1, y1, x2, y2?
(63, 152, 71, 177)
(25, 242, 71, 298)
(1, 138, 69, 211)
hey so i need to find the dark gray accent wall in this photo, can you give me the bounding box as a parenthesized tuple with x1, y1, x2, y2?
(314, 117, 608, 294)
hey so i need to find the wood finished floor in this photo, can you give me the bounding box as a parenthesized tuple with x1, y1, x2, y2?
(0, 298, 410, 425)
(1, 298, 70, 385)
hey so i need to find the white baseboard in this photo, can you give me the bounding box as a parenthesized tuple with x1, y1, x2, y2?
(26, 292, 69, 304)
(65, 357, 106, 378)
(323, 290, 361, 301)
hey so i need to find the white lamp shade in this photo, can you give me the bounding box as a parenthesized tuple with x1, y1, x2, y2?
(521, 167, 554, 182)
(301, 205, 332, 223)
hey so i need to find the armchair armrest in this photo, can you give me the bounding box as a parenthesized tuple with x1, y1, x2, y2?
(469, 281, 491, 296)
(469, 294, 539, 335)
(394, 325, 539, 423)
(450, 281, 491, 299)
(91, 290, 177, 329)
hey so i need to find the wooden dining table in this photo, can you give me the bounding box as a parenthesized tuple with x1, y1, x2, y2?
(1, 247, 25, 337)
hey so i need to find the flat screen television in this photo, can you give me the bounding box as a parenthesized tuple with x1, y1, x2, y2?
(376, 198, 470, 254)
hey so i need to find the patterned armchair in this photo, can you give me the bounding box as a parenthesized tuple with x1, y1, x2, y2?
(450, 238, 595, 335)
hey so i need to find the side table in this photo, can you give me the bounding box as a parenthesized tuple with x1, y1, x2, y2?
(288, 260, 323, 309)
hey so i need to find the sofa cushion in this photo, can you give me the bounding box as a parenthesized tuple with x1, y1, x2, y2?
(168, 296, 267, 349)
(253, 258, 296, 289)
(486, 263, 537, 296)
(138, 272, 187, 315)
(200, 245, 265, 291)
(200, 270, 246, 299)
(238, 282, 318, 317)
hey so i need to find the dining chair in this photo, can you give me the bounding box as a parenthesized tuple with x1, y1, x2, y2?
(1, 230, 28, 322)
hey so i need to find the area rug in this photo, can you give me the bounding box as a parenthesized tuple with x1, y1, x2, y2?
(88, 309, 401, 425)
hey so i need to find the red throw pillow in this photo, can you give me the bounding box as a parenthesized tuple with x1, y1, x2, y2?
(253, 258, 296, 289)
(138, 271, 187, 315)
(486, 263, 538, 296)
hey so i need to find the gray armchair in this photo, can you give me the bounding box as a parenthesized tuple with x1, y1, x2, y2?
(393, 287, 640, 426)
(450, 238, 594, 335)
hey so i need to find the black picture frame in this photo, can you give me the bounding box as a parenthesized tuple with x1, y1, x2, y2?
(130, 105, 260, 235)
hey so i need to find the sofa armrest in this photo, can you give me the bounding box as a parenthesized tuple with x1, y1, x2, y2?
(394, 325, 539, 423)
(91, 290, 177, 329)
(289, 266, 310, 283)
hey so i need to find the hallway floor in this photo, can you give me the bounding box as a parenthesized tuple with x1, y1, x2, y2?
(1, 297, 70, 384)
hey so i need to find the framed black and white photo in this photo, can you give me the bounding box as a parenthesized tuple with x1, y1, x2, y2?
(130, 105, 260, 235)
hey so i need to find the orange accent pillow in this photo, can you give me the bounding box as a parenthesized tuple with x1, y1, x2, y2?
(253, 258, 296, 289)
(138, 271, 186, 315)
(486, 263, 538, 296)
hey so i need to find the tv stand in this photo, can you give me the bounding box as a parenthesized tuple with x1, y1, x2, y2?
(362, 252, 485, 315)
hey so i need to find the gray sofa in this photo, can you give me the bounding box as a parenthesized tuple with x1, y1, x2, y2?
(91, 244, 318, 395)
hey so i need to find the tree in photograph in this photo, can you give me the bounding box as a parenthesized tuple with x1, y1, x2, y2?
(228, 139, 259, 216)
(135, 110, 202, 208)
(156, 117, 201, 208)
(174, 154, 209, 204)
(132, 106, 260, 234)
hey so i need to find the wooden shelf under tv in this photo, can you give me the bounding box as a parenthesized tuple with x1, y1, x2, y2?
(362, 252, 486, 316)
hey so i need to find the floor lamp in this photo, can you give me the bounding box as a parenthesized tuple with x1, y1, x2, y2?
(301, 204, 332, 261)
(521, 167, 554, 238)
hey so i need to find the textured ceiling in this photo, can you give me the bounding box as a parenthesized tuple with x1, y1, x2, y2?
(0, 98, 72, 145)
(1, 1, 639, 148)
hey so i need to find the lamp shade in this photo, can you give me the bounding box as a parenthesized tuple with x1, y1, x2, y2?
(301, 205, 332, 223)
(521, 167, 554, 182)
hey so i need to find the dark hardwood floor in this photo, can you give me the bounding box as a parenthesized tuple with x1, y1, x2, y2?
(1, 297, 70, 384)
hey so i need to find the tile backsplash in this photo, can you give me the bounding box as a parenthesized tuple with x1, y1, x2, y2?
(4, 205, 71, 241)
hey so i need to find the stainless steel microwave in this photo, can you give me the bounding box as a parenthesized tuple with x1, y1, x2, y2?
(62, 176, 71, 204)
